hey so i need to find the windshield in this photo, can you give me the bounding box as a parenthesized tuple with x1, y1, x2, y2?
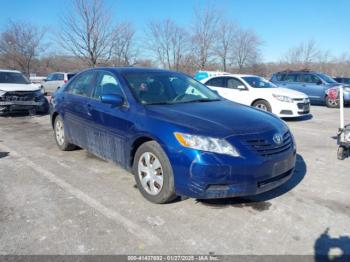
(122, 72, 221, 105)
(317, 73, 337, 84)
(242, 76, 276, 88)
(0, 72, 30, 84)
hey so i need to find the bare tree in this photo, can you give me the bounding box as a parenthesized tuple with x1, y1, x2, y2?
(191, 5, 220, 69)
(146, 19, 188, 70)
(231, 29, 261, 72)
(283, 39, 320, 67)
(0, 21, 46, 75)
(215, 20, 237, 71)
(59, 0, 115, 67)
(111, 22, 137, 66)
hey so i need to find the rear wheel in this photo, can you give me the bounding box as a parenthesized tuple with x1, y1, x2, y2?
(133, 141, 176, 204)
(252, 100, 272, 112)
(54, 115, 76, 151)
(325, 96, 339, 108)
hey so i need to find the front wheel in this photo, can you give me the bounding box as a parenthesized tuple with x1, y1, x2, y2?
(252, 100, 272, 112)
(325, 96, 339, 108)
(337, 146, 347, 160)
(133, 141, 176, 204)
(54, 115, 76, 151)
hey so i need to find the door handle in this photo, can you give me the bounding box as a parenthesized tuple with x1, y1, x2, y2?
(86, 104, 93, 116)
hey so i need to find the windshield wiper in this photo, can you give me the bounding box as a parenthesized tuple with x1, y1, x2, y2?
(179, 98, 221, 103)
(145, 101, 174, 105)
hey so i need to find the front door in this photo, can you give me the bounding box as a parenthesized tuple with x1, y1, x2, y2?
(86, 70, 133, 166)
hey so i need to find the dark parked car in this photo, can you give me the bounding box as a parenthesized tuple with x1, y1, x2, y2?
(334, 77, 350, 85)
(271, 70, 350, 108)
(50, 67, 297, 203)
(0, 69, 49, 115)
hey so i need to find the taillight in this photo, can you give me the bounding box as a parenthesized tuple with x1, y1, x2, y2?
(64, 80, 68, 83)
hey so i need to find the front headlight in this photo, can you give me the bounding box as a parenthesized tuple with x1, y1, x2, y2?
(272, 94, 293, 103)
(174, 132, 240, 157)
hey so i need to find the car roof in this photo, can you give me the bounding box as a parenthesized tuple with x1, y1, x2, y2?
(204, 73, 260, 80)
(0, 69, 21, 73)
(82, 67, 180, 75)
(274, 70, 322, 74)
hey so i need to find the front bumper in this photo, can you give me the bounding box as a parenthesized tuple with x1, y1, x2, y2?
(167, 131, 297, 199)
(273, 99, 310, 118)
(0, 97, 48, 115)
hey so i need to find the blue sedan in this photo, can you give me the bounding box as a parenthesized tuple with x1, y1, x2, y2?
(50, 67, 297, 203)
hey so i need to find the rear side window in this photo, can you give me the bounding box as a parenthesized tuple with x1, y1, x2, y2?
(284, 73, 299, 82)
(66, 71, 95, 97)
(56, 74, 64, 81)
(205, 77, 225, 87)
(92, 71, 124, 99)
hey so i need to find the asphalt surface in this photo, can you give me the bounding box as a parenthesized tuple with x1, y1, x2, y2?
(0, 106, 350, 255)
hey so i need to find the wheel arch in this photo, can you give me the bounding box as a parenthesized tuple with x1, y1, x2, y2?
(251, 98, 269, 106)
(129, 136, 155, 168)
(51, 111, 59, 128)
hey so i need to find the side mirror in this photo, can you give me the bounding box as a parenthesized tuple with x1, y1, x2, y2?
(237, 85, 246, 90)
(101, 94, 124, 107)
(212, 90, 219, 95)
(43, 79, 48, 82)
(316, 80, 323, 85)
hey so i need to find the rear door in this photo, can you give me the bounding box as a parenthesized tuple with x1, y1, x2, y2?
(86, 70, 133, 166)
(62, 71, 96, 148)
(279, 73, 303, 92)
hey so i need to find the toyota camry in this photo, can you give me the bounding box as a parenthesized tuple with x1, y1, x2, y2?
(50, 67, 297, 203)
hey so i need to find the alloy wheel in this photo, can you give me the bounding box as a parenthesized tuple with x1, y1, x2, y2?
(55, 119, 65, 146)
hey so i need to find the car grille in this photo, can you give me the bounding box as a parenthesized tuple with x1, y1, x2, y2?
(0, 91, 37, 102)
(243, 131, 293, 157)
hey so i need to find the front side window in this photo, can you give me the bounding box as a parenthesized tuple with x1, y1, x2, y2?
(302, 74, 321, 84)
(123, 72, 220, 105)
(205, 77, 225, 87)
(66, 72, 95, 97)
(0, 72, 30, 84)
(227, 78, 246, 89)
(242, 76, 276, 88)
(92, 71, 124, 99)
(46, 73, 54, 81)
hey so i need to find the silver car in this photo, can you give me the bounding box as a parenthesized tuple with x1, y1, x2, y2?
(41, 72, 76, 94)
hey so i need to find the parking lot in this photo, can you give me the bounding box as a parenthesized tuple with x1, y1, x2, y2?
(0, 105, 350, 255)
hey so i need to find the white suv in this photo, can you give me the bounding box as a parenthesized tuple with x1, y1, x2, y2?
(201, 74, 311, 118)
(41, 72, 76, 94)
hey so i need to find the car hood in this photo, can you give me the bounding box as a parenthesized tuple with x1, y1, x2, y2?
(271, 87, 308, 98)
(146, 100, 288, 137)
(0, 83, 40, 92)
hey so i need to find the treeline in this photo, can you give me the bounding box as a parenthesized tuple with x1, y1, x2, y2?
(0, 0, 349, 77)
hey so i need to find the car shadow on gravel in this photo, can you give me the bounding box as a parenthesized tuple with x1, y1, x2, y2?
(283, 114, 313, 122)
(0, 151, 9, 159)
(196, 154, 307, 209)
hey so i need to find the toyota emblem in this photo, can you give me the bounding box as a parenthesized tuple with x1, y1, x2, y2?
(273, 134, 283, 145)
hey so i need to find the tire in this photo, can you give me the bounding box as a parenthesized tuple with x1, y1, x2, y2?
(325, 96, 339, 108)
(337, 146, 347, 160)
(252, 100, 272, 112)
(53, 115, 76, 151)
(133, 141, 176, 204)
